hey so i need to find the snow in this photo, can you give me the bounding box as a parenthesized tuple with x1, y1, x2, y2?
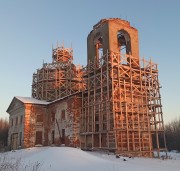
(0, 147, 180, 171)
(15, 96, 50, 105)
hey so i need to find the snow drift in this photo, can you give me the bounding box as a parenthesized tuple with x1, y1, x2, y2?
(0, 147, 180, 171)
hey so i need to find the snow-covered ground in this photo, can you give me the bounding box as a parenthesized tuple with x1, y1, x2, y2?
(0, 147, 180, 171)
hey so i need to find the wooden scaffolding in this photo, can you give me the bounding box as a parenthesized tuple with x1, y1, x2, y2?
(80, 51, 167, 157)
(32, 46, 85, 101)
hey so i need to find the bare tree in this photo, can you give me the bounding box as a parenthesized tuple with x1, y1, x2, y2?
(0, 118, 9, 149)
(165, 117, 180, 152)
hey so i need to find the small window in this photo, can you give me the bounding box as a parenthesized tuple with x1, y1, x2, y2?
(95, 124, 99, 132)
(11, 119, 13, 126)
(61, 129, 65, 144)
(19, 132, 22, 146)
(20, 116, 23, 124)
(36, 114, 43, 123)
(16, 117, 18, 125)
(61, 110, 65, 120)
(52, 130, 55, 144)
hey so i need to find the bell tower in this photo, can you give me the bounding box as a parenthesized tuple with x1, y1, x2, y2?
(87, 18, 139, 65)
(81, 18, 167, 157)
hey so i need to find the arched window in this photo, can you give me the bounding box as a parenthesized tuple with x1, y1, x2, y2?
(117, 30, 131, 55)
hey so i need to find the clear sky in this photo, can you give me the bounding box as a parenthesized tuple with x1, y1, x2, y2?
(0, 0, 180, 123)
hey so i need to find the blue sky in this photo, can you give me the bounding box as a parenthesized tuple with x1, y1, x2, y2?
(0, 0, 180, 123)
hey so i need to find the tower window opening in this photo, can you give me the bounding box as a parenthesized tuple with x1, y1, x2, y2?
(95, 36, 103, 67)
(117, 30, 131, 65)
(98, 47, 103, 59)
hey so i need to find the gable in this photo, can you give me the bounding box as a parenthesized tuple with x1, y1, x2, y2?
(6, 97, 24, 115)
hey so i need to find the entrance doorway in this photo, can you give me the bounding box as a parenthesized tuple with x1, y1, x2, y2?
(11, 133, 18, 150)
(35, 131, 42, 145)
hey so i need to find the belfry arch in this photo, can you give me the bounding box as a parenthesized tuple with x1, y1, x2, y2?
(87, 18, 139, 66)
(117, 29, 131, 55)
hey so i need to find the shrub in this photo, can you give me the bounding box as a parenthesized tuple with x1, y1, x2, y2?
(0, 154, 42, 171)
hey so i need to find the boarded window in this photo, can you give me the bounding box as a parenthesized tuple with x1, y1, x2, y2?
(36, 114, 43, 123)
(35, 131, 42, 145)
(61, 110, 65, 120)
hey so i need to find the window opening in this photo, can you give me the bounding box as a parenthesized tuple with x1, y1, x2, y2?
(52, 112, 55, 122)
(35, 131, 42, 145)
(16, 117, 18, 125)
(95, 36, 103, 67)
(52, 130, 55, 144)
(117, 30, 131, 65)
(36, 114, 43, 123)
(61, 129, 65, 144)
(20, 116, 23, 124)
(61, 110, 65, 120)
(19, 132, 22, 146)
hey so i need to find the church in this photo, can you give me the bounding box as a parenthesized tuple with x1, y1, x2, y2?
(7, 18, 167, 157)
